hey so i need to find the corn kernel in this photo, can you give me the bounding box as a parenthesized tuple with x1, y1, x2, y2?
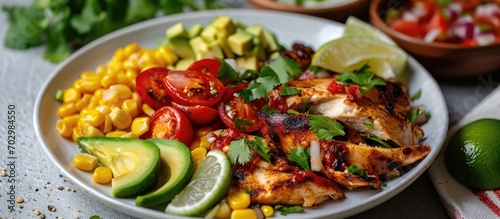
(215, 201, 232, 218)
(116, 71, 133, 88)
(113, 48, 125, 61)
(121, 132, 138, 138)
(191, 147, 207, 168)
(94, 88, 105, 100)
(109, 107, 132, 130)
(142, 103, 155, 117)
(196, 126, 214, 138)
(93, 167, 113, 184)
(122, 99, 139, 118)
(82, 124, 104, 137)
(100, 74, 118, 88)
(73, 78, 85, 93)
(109, 60, 124, 73)
(75, 94, 92, 111)
(131, 92, 142, 106)
(231, 209, 257, 219)
(124, 42, 140, 57)
(261, 205, 274, 217)
(82, 109, 105, 127)
(110, 84, 132, 100)
(81, 71, 96, 79)
(72, 128, 82, 142)
(190, 139, 201, 150)
(63, 88, 81, 103)
(105, 130, 128, 137)
(199, 136, 211, 149)
(153, 49, 167, 67)
(72, 154, 98, 171)
(125, 70, 138, 87)
(94, 105, 111, 116)
(56, 119, 73, 138)
(81, 77, 101, 93)
(57, 102, 78, 118)
(131, 117, 149, 136)
(63, 114, 80, 127)
(96, 65, 108, 76)
(123, 59, 140, 72)
(228, 191, 251, 210)
(101, 88, 119, 104)
(158, 45, 179, 64)
(102, 115, 113, 133)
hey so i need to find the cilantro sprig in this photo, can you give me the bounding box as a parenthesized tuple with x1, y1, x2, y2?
(346, 165, 368, 177)
(289, 146, 311, 171)
(239, 57, 302, 102)
(274, 205, 304, 215)
(336, 63, 386, 93)
(227, 136, 271, 165)
(308, 114, 345, 140)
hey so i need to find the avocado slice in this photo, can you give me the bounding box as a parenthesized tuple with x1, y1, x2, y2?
(77, 137, 161, 198)
(188, 24, 203, 38)
(166, 22, 188, 39)
(167, 37, 194, 59)
(228, 31, 253, 56)
(136, 139, 194, 207)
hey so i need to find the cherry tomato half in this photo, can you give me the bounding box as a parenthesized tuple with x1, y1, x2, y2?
(162, 70, 225, 107)
(171, 101, 218, 125)
(218, 84, 265, 133)
(146, 106, 194, 146)
(187, 58, 221, 78)
(135, 67, 171, 109)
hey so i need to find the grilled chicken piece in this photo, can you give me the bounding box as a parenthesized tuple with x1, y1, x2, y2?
(269, 82, 423, 147)
(287, 77, 413, 116)
(259, 113, 431, 189)
(207, 129, 345, 207)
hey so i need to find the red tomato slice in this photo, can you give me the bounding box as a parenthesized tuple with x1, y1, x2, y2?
(187, 58, 221, 78)
(145, 106, 194, 146)
(218, 84, 264, 132)
(163, 70, 225, 107)
(391, 19, 423, 38)
(171, 101, 218, 125)
(426, 11, 449, 33)
(135, 67, 171, 109)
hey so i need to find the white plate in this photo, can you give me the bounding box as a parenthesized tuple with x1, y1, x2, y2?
(34, 9, 448, 219)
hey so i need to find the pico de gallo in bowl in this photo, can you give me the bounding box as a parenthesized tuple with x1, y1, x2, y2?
(370, 0, 500, 77)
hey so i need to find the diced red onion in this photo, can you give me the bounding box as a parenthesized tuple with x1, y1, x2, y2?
(445, 2, 462, 21)
(424, 29, 441, 42)
(310, 140, 323, 172)
(402, 11, 419, 22)
(252, 206, 265, 219)
(452, 22, 475, 39)
(476, 32, 497, 46)
(475, 3, 500, 17)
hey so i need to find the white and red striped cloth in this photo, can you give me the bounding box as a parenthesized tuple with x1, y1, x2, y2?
(428, 87, 500, 219)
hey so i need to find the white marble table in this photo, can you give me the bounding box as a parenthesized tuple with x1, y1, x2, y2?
(1, 0, 498, 218)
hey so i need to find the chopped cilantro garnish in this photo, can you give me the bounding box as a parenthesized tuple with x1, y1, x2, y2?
(410, 108, 422, 124)
(364, 118, 373, 129)
(365, 136, 392, 148)
(274, 205, 304, 215)
(234, 118, 252, 131)
(346, 165, 368, 177)
(336, 63, 386, 93)
(218, 59, 240, 83)
(261, 104, 278, 114)
(227, 137, 271, 165)
(411, 89, 422, 101)
(89, 216, 102, 219)
(308, 114, 345, 140)
(289, 146, 311, 171)
(281, 85, 302, 96)
(239, 57, 302, 102)
(286, 109, 300, 115)
(308, 65, 323, 74)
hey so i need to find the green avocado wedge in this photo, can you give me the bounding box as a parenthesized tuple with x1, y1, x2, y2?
(136, 139, 195, 207)
(76, 137, 161, 198)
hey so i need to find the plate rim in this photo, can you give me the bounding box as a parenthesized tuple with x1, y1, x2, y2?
(33, 9, 449, 219)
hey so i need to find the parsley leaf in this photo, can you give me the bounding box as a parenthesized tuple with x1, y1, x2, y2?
(365, 136, 392, 148)
(336, 63, 386, 93)
(227, 137, 271, 165)
(274, 205, 304, 215)
(346, 165, 368, 177)
(308, 114, 345, 140)
(289, 146, 311, 171)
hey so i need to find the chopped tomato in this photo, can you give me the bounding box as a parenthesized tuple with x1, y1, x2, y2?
(171, 101, 218, 125)
(390, 20, 423, 38)
(346, 85, 363, 102)
(327, 80, 345, 94)
(145, 106, 194, 146)
(162, 70, 225, 107)
(426, 11, 448, 33)
(218, 84, 265, 132)
(187, 58, 221, 78)
(135, 67, 171, 109)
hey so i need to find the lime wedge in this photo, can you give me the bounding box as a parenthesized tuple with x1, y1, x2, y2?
(343, 16, 397, 46)
(311, 37, 408, 79)
(165, 149, 232, 217)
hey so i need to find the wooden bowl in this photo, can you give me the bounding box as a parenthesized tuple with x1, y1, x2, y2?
(248, 0, 370, 22)
(369, 0, 500, 78)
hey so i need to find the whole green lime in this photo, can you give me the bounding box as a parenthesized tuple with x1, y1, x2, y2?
(445, 118, 500, 190)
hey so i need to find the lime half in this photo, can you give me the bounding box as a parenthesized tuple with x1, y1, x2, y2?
(343, 16, 397, 46)
(165, 149, 232, 216)
(311, 37, 407, 79)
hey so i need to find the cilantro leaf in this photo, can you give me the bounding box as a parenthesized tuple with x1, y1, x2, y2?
(411, 89, 422, 101)
(346, 165, 368, 177)
(308, 65, 323, 74)
(228, 139, 252, 165)
(308, 114, 345, 140)
(336, 63, 386, 92)
(268, 56, 302, 82)
(365, 136, 392, 148)
(274, 205, 304, 215)
(261, 104, 278, 114)
(218, 59, 240, 83)
(281, 85, 302, 96)
(289, 146, 311, 171)
(234, 119, 252, 131)
(409, 108, 422, 124)
(364, 118, 373, 129)
(227, 137, 272, 165)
